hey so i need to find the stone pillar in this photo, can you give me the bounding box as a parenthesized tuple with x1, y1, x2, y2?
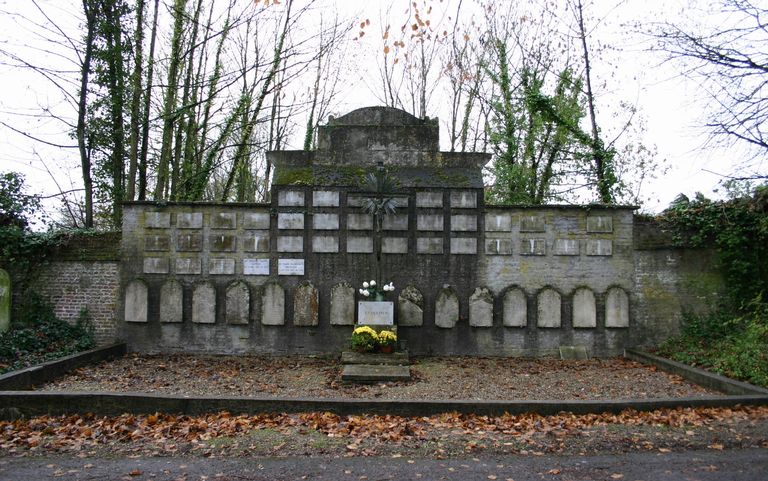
(469, 287, 493, 327)
(435, 286, 459, 328)
(330, 283, 355, 325)
(0, 269, 10, 332)
(398, 285, 424, 326)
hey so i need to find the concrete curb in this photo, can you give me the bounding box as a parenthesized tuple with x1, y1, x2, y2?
(0, 343, 127, 391)
(624, 349, 768, 396)
(1, 391, 767, 418)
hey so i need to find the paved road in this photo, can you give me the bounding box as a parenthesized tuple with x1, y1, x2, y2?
(1, 448, 765, 481)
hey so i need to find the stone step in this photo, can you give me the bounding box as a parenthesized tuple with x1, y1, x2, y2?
(341, 351, 410, 366)
(341, 364, 412, 383)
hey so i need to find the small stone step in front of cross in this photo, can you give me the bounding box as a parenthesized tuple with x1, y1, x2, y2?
(340, 350, 411, 384)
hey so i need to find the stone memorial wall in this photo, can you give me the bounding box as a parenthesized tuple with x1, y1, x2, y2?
(117, 107, 721, 356)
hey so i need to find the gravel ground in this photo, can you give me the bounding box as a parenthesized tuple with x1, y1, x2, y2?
(39, 354, 720, 400)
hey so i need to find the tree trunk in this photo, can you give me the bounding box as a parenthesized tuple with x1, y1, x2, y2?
(126, 0, 145, 202)
(138, 0, 159, 200)
(77, 0, 96, 228)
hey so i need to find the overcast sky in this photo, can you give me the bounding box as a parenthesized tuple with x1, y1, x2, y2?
(0, 0, 750, 217)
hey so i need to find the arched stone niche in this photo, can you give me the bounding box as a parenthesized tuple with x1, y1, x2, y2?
(605, 287, 629, 328)
(159, 279, 183, 323)
(192, 282, 216, 324)
(261, 282, 285, 326)
(572, 287, 596, 328)
(469, 287, 493, 327)
(330, 282, 355, 326)
(435, 285, 459, 328)
(537, 288, 561, 328)
(124, 279, 148, 323)
(398, 285, 424, 327)
(503, 287, 527, 327)
(293, 282, 319, 326)
(226, 281, 250, 325)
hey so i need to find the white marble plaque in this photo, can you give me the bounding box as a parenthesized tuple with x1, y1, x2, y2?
(244, 258, 269, 275)
(278, 258, 305, 276)
(358, 301, 394, 326)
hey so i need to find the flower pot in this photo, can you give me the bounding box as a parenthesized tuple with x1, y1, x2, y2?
(379, 345, 393, 354)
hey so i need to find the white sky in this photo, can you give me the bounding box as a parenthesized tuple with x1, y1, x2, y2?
(0, 0, 752, 217)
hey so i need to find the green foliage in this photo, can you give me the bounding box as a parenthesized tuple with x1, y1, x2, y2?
(0, 172, 41, 228)
(659, 298, 768, 388)
(0, 292, 95, 374)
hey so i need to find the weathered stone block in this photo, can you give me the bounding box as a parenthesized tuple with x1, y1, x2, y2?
(347, 214, 373, 230)
(313, 213, 339, 230)
(330, 283, 355, 325)
(451, 215, 477, 232)
(243, 232, 270, 252)
(277, 236, 304, 253)
(450, 237, 477, 254)
(554, 239, 580, 256)
(417, 237, 443, 254)
(587, 216, 613, 233)
(144, 235, 170, 251)
(417, 214, 444, 231)
(606, 287, 629, 328)
(485, 238, 513, 255)
(226, 282, 250, 325)
(192, 282, 216, 324)
(382, 237, 408, 254)
(503, 288, 527, 327)
(145, 211, 171, 229)
(278, 213, 304, 230)
(520, 238, 546, 256)
(209, 258, 235, 275)
(159, 280, 183, 323)
(346, 195, 365, 207)
(261, 282, 285, 325)
(294, 282, 319, 326)
(278, 190, 305, 206)
(243, 258, 269, 275)
(143, 257, 169, 274)
(537, 288, 561, 328)
(382, 214, 408, 230)
(211, 212, 237, 229)
(312, 235, 339, 253)
(313, 190, 339, 207)
(124, 279, 148, 323)
(210, 234, 237, 252)
(520, 216, 545, 232)
(175, 257, 201, 275)
(485, 213, 512, 232)
(347, 236, 373, 253)
(586, 239, 613, 256)
(469, 287, 493, 327)
(0, 269, 9, 332)
(176, 234, 202, 252)
(416, 191, 443, 207)
(450, 191, 477, 208)
(435, 286, 459, 328)
(398, 285, 423, 327)
(177, 212, 203, 229)
(243, 212, 271, 230)
(572, 288, 596, 328)
(278, 258, 304, 275)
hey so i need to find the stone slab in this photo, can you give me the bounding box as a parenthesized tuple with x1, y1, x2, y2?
(124, 280, 148, 323)
(159, 280, 183, 324)
(210, 234, 236, 252)
(278, 190, 305, 206)
(358, 301, 394, 325)
(278, 258, 305, 276)
(243, 258, 269, 275)
(573, 288, 597, 328)
(382, 237, 408, 254)
(177, 212, 203, 229)
(435, 288, 459, 328)
(211, 212, 237, 229)
(587, 216, 613, 233)
(144, 235, 170, 251)
(450, 190, 477, 208)
(277, 236, 303, 253)
(347, 214, 373, 230)
(520, 216, 545, 232)
(243, 232, 269, 252)
(145, 212, 171, 228)
(330, 283, 355, 325)
(243, 212, 271, 230)
(503, 289, 527, 327)
(554, 239, 580, 256)
(192, 283, 216, 324)
(398, 286, 424, 327)
(451, 215, 477, 232)
(209, 258, 235, 275)
(312, 235, 339, 253)
(226, 282, 250, 325)
(143, 257, 169, 274)
(606, 287, 630, 328)
(559, 346, 589, 360)
(416, 192, 443, 208)
(341, 351, 410, 366)
(261, 283, 285, 325)
(313, 213, 339, 230)
(469, 287, 493, 327)
(485, 213, 512, 232)
(537, 289, 561, 328)
(450, 238, 477, 254)
(341, 364, 411, 383)
(382, 214, 408, 231)
(347, 236, 373, 253)
(278, 213, 304, 230)
(175, 257, 201, 275)
(485, 238, 513, 255)
(417, 214, 444, 231)
(416, 237, 443, 254)
(586, 239, 613, 256)
(520, 238, 546, 256)
(293, 283, 319, 326)
(176, 234, 202, 252)
(313, 190, 339, 207)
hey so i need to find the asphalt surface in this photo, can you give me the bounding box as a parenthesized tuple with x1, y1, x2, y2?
(0, 448, 765, 481)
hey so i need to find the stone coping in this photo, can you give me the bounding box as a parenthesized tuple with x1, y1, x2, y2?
(1, 391, 766, 418)
(0, 343, 126, 391)
(624, 349, 768, 396)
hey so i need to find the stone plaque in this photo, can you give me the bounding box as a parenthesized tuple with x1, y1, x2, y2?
(382, 214, 408, 231)
(520, 238, 546, 256)
(469, 287, 493, 327)
(312, 235, 339, 253)
(278, 213, 304, 230)
(176, 234, 202, 252)
(586, 239, 613, 256)
(417, 237, 443, 254)
(210, 234, 237, 252)
(278, 258, 305, 276)
(145, 235, 170, 251)
(398, 286, 423, 326)
(243, 212, 271, 230)
(450, 191, 477, 208)
(358, 301, 394, 326)
(451, 215, 477, 232)
(211, 212, 237, 229)
(416, 191, 443, 208)
(277, 236, 303, 253)
(226, 282, 250, 325)
(175, 257, 201, 275)
(125, 279, 148, 323)
(485, 238, 513, 255)
(159, 280, 183, 323)
(261, 282, 285, 325)
(209, 258, 236, 275)
(573, 288, 597, 328)
(606, 287, 629, 328)
(294, 282, 319, 326)
(503, 288, 527, 327)
(278, 190, 305, 206)
(177, 212, 203, 229)
(417, 214, 444, 231)
(313, 190, 340, 207)
(554, 239, 579, 256)
(243, 232, 270, 252)
(485, 213, 512, 232)
(145, 212, 171, 228)
(243, 258, 269, 275)
(450, 238, 477, 254)
(143, 257, 170, 274)
(347, 236, 373, 253)
(330, 283, 355, 325)
(313, 213, 339, 230)
(537, 288, 561, 328)
(520, 216, 545, 232)
(192, 282, 216, 324)
(587, 216, 613, 233)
